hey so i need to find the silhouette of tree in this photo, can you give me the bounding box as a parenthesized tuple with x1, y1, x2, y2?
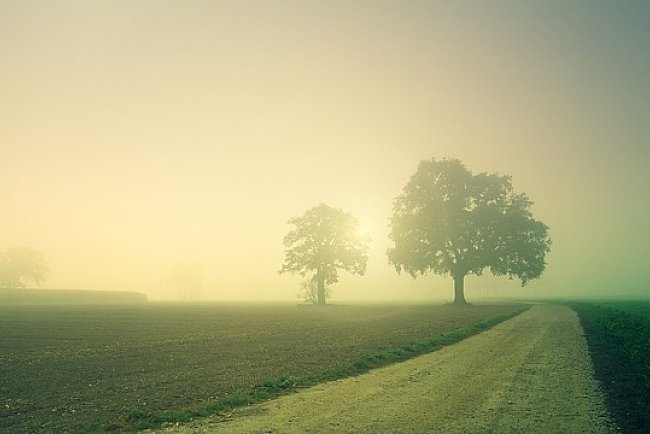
(388, 158, 551, 304)
(280, 204, 369, 305)
(0, 247, 49, 290)
(168, 263, 202, 300)
(299, 276, 332, 305)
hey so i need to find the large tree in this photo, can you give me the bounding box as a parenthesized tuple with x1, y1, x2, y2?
(0, 247, 49, 290)
(279, 203, 369, 305)
(387, 158, 551, 304)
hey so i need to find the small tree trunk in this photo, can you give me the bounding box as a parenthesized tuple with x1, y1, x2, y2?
(317, 272, 326, 305)
(453, 274, 467, 305)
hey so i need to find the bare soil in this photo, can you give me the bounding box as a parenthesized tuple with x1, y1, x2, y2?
(151, 305, 618, 434)
(0, 303, 520, 433)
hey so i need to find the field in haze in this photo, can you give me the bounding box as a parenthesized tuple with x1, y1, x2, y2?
(2, 1, 648, 432)
(0, 302, 523, 433)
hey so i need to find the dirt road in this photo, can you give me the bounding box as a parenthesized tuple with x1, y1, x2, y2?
(151, 304, 617, 433)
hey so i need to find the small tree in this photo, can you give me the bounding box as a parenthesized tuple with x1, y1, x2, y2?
(299, 276, 332, 305)
(167, 263, 202, 300)
(280, 203, 369, 305)
(387, 158, 551, 304)
(0, 247, 49, 290)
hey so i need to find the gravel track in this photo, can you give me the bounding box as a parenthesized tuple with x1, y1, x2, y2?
(151, 304, 617, 434)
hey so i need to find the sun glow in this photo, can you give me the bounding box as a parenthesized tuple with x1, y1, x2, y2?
(1, 1, 648, 300)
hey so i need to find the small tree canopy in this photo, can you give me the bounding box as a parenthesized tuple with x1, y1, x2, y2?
(0, 247, 49, 290)
(279, 203, 369, 304)
(387, 158, 551, 303)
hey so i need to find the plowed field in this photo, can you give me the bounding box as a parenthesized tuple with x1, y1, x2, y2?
(0, 303, 522, 433)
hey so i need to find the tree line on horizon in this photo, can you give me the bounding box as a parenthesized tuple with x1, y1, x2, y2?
(280, 157, 551, 305)
(1, 158, 551, 304)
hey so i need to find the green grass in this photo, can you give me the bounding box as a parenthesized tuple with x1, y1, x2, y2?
(567, 300, 650, 434)
(109, 305, 528, 432)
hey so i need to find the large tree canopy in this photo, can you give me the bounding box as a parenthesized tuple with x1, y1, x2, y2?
(0, 247, 49, 290)
(387, 158, 551, 304)
(279, 203, 369, 305)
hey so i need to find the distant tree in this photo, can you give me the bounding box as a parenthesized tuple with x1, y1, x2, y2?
(280, 204, 369, 305)
(387, 158, 551, 305)
(299, 276, 332, 305)
(168, 263, 202, 300)
(0, 247, 49, 290)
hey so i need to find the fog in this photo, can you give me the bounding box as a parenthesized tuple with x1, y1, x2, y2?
(1, 1, 649, 301)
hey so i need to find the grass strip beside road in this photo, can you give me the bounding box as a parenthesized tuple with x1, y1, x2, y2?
(568, 301, 650, 434)
(114, 305, 530, 432)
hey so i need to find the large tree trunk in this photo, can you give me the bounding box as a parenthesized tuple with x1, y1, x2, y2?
(317, 272, 326, 305)
(453, 274, 467, 305)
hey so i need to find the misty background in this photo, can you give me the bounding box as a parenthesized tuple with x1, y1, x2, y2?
(1, 0, 649, 301)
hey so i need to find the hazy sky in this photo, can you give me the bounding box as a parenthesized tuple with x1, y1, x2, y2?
(2, 1, 649, 301)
